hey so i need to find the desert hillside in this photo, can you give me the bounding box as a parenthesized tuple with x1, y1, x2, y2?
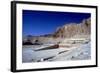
(53, 18, 91, 38)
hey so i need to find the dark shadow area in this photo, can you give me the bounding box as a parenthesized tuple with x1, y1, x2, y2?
(35, 44, 59, 51)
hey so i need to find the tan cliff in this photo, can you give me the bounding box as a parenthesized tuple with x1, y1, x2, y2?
(53, 18, 91, 38)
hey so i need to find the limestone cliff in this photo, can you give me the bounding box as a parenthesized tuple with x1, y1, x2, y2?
(53, 18, 91, 38)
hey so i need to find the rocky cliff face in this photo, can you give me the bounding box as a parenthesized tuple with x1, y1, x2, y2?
(53, 18, 91, 38)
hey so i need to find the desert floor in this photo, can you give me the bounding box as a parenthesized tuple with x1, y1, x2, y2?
(22, 38, 91, 63)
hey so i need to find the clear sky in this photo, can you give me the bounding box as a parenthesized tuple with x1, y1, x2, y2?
(23, 10, 91, 36)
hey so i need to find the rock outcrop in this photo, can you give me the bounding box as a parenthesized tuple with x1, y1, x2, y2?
(53, 18, 91, 38)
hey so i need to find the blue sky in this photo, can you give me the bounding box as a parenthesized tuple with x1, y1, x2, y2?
(23, 10, 91, 36)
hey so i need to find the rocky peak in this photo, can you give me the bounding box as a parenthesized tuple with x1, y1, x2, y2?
(53, 18, 91, 38)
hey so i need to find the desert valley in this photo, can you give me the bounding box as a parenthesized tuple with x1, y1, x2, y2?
(22, 18, 91, 63)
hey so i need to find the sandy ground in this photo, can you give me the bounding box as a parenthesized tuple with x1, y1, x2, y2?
(22, 38, 91, 63)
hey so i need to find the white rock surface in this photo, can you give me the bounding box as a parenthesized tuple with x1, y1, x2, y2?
(22, 42, 91, 63)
